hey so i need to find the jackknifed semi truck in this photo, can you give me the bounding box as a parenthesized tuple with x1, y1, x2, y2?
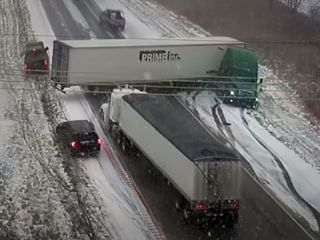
(51, 37, 262, 107)
(99, 88, 242, 225)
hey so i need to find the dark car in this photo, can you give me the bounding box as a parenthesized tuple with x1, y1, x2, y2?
(56, 120, 101, 157)
(99, 9, 125, 31)
(24, 41, 49, 76)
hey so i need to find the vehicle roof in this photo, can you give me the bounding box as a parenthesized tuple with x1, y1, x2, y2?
(24, 51, 48, 62)
(122, 94, 239, 162)
(55, 37, 244, 49)
(26, 42, 45, 50)
(26, 41, 44, 46)
(58, 120, 95, 133)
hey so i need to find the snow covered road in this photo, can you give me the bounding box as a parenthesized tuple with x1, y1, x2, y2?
(22, 0, 320, 238)
(94, 0, 320, 232)
(59, 88, 160, 240)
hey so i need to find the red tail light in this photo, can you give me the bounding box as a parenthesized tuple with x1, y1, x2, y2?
(44, 59, 48, 70)
(32, 48, 36, 52)
(194, 201, 207, 210)
(97, 139, 102, 144)
(71, 141, 80, 149)
(24, 64, 28, 70)
(228, 200, 239, 209)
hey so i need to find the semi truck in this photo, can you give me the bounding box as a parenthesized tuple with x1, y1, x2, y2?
(99, 88, 242, 225)
(51, 37, 262, 108)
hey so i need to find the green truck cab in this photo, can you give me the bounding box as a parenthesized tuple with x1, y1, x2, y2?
(218, 47, 262, 109)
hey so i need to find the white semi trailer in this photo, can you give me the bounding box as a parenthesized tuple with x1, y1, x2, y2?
(51, 37, 261, 108)
(51, 37, 243, 87)
(99, 88, 242, 224)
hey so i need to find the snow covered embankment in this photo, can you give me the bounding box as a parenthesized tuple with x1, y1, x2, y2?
(96, 0, 320, 233)
(0, 0, 113, 239)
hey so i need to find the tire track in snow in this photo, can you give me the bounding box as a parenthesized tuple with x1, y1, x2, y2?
(71, 0, 113, 39)
(240, 110, 320, 229)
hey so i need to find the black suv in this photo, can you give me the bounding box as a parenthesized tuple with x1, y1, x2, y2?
(24, 41, 49, 76)
(56, 120, 101, 156)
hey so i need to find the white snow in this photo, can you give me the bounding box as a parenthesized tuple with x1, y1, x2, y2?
(181, 91, 319, 231)
(279, 0, 320, 18)
(59, 87, 153, 240)
(25, 0, 320, 234)
(25, 0, 56, 57)
(94, 0, 320, 231)
(26, 2, 158, 239)
(0, 90, 14, 139)
(244, 111, 320, 213)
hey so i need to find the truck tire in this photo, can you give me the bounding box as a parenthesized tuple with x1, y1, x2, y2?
(183, 208, 194, 224)
(106, 119, 112, 132)
(222, 211, 238, 228)
(121, 139, 128, 153)
(117, 134, 122, 145)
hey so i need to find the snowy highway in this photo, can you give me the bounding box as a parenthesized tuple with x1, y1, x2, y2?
(9, 0, 318, 239)
(60, 88, 160, 240)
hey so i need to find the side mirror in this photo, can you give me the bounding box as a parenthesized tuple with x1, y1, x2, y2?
(45, 47, 49, 51)
(259, 78, 263, 84)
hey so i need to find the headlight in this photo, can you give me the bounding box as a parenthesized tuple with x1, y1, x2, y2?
(255, 98, 259, 102)
(230, 90, 235, 95)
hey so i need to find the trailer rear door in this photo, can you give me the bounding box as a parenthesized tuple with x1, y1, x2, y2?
(51, 40, 70, 86)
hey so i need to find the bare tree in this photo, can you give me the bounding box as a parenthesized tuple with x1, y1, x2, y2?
(286, 0, 306, 12)
(309, 1, 320, 22)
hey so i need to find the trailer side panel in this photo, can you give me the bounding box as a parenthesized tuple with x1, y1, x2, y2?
(119, 99, 197, 201)
(51, 38, 244, 86)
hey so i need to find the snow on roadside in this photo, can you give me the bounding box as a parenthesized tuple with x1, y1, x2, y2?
(257, 66, 320, 173)
(99, 0, 320, 231)
(279, 0, 320, 18)
(26, 1, 160, 239)
(25, 0, 320, 233)
(180, 91, 319, 231)
(58, 87, 155, 240)
(243, 110, 320, 215)
(0, 0, 113, 239)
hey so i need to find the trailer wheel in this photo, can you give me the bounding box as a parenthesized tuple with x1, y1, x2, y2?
(106, 120, 112, 132)
(222, 211, 238, 228)
(121, 139, 127, 152)
(174, 200, 182, 211)
(175, 199, 186, 212)
(111, 126, 118, 139)
(116, 132, 122, 145)
(183, 208, 194, 224)
(117, 136, 121, 145)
